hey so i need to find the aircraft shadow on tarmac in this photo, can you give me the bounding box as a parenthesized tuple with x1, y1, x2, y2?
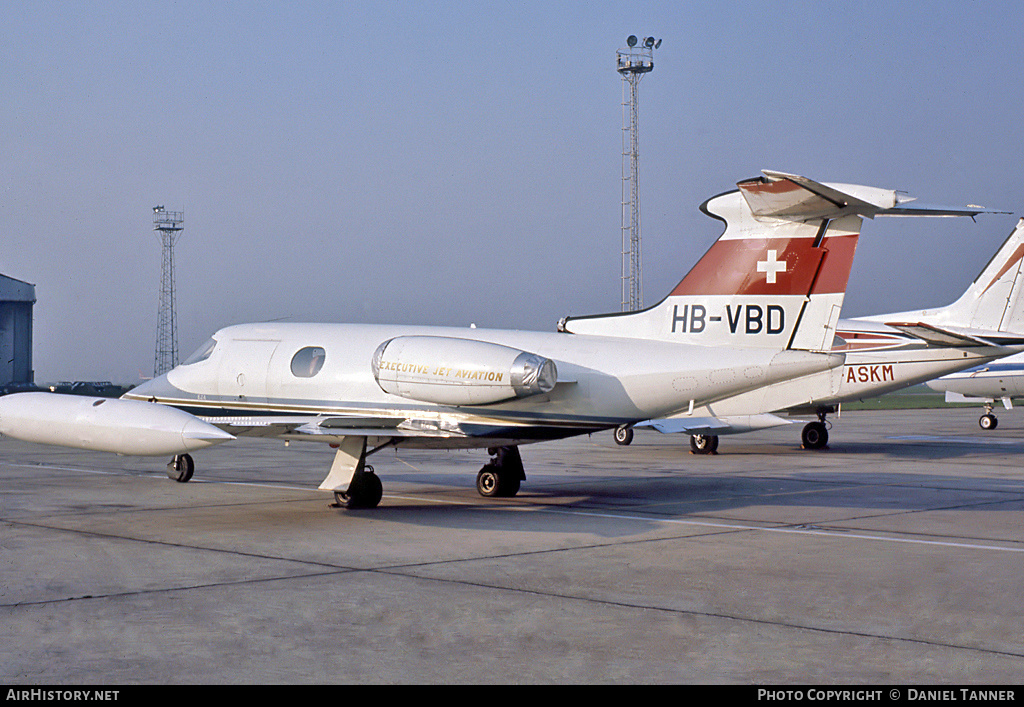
(6, 434, 1024, 536)
(336, 461, 1024, 535)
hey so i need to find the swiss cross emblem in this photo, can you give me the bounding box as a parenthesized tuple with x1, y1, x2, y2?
(757, 249, 787, 284)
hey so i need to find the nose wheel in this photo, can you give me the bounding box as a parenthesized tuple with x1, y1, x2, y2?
(980, 403, 998, 430)
(166, 454, 194, 483)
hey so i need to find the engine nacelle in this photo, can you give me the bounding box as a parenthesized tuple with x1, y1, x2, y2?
(372, 336, 557, 406)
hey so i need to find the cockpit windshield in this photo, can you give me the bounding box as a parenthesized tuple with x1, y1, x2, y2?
(181, 338, 217, 366)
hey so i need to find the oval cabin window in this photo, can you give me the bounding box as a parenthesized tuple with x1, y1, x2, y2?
(290, 346, 326, 378)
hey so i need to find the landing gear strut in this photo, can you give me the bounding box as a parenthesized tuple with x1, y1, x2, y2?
(476, 446, 524, 498)
(323, 437, 385, 510)
(167, 453, 194, 482)
(801, 412, 830, 450)
(980, 403, 998, 430)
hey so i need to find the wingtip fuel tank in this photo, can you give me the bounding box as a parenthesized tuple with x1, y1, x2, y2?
(0, 392, 235, 456)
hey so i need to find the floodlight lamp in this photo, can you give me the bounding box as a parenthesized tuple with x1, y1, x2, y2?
(654, 38, 662, 49)
(644, 36, 655, 48)
(627, 35, 637, 47)
(153, 205, 164, 213)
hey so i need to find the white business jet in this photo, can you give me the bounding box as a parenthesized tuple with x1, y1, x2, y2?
(0, 171, 980, 509)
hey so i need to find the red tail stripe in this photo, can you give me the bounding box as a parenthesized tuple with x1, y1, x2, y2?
(670, 235, 859, 297)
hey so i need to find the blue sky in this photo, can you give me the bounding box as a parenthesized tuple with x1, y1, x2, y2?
(3, 1, 1023, 381)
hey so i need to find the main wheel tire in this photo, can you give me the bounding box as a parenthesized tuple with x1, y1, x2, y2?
(476, 468, 501, 497)
(614, 425, 634, 446)
(690, 434, 719, 455)
(476, 467, 521, 498)
(801, 421, 829, 450)
(344, 469, 383, 509)
(980, 414, 998, 430)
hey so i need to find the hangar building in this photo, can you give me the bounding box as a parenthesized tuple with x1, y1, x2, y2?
(0, 274, 35, 390)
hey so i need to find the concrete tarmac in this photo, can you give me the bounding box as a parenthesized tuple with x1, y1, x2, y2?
(2, 407, 1024, 684)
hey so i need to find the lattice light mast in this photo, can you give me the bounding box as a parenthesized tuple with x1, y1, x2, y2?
(152, 206, 184, 377)
(617, 35, 661, 311)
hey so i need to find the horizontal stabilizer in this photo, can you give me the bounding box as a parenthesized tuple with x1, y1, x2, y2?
(883, 322, 996, 347)
(740, 170, 1005, 222)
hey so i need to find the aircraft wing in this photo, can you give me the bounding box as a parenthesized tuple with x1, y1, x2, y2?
(204, 413, 594, 442)
(635, 414, 793, 435)
(205, 414, 425, 440)
(636, 416, 734, 435)
(943, 391, 1014, 408)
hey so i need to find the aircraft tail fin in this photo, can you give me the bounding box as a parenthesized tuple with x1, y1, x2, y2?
(561, 171, 1000, 351)
(562, 172, 919, 351)
(918, 218, 1024, 333)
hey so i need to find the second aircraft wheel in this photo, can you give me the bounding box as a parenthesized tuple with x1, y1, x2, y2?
(980, 414, 998, 430)
(689, 434, 719, 455)
(801, 421, 829, 450)
(337, 466, 383, 509)
(614, 425, 634, 446)
(476, 467, 521, 498)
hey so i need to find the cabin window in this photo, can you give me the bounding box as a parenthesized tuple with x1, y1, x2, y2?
(182, 338, 217, 366)
(291, 346, 326, 378)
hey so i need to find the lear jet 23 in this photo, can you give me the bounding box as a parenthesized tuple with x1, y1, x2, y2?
(0, 171, 983, 509)
(599, 209, 1024, 453)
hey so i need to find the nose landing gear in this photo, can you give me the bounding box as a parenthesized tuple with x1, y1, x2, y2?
(980, 402, 999, 430)
(166, 454, 194, 482)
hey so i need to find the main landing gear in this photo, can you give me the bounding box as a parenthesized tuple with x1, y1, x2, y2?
(689, 434, 719, 455)
(320, 439, 525, 510)
(476, 446, 525, 498)
(613, 425, 634, 446)
(980, 403, 999, 430)
(801, 412, 830, 450)
(167, 438, 527, 511)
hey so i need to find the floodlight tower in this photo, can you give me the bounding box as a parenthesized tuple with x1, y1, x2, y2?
(617, 35, 661, 311)
(152, 206, 184, 377)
